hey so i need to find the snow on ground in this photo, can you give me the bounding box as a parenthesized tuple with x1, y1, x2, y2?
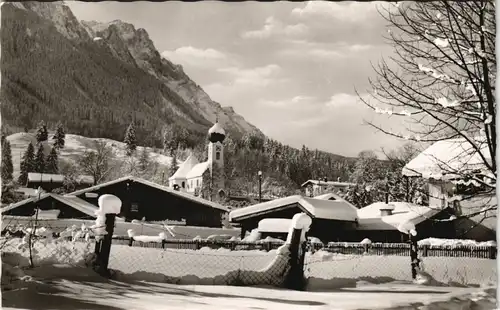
(1, 264, 496, 310)
(305, 250, 496, 288)
(418, 238, 496, 247)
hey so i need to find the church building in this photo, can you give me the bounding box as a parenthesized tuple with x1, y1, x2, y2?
(168, 121, 225, 196)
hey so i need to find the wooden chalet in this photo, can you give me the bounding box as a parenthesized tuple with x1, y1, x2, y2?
(2, 176, 228, 228)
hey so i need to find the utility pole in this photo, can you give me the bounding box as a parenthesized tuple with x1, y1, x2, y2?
(258, 170, 262, 203)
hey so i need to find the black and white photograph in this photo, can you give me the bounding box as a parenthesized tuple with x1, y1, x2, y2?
(0, 1, 497, 309)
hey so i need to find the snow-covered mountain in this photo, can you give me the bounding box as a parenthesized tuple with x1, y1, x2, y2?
(1, 1, 262, 146)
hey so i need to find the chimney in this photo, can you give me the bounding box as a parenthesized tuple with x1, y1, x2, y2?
(379, 203, 395, 216)
(337, 177, 340, 182)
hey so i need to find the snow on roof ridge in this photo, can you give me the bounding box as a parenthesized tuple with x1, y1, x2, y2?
(230, 195, 358, 222)
(169, 154, 200, 180)
(208, 122, 225, 135)
(67, 175, 227, 211)
(185, 161, 210, 179)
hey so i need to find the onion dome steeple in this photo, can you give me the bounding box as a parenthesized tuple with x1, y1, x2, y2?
(208, 115, 226, 143)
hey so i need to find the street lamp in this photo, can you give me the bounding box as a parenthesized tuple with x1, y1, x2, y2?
(385, 174, 390, 204)
(258, 170, 262, 203)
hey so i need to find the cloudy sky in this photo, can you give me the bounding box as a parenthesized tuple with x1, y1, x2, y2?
(67, 1, 408, 157)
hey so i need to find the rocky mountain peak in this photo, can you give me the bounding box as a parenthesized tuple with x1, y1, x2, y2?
(18, 1, 90, 41)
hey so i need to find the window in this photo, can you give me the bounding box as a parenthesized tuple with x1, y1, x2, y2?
(131, 203, 139, 212)
(182, 181, 185, 188)
(216, 152, 220, 160)
(196, 179, 199, 187)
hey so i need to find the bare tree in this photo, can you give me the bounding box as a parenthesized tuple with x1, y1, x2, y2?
(79, 141, 115, 185)
(359, 1, 496, 217)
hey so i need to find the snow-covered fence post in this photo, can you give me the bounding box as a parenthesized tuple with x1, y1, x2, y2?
(94, 194, 122, 277)
(284, 213, 312, 291)
(398, 220, 419, 280)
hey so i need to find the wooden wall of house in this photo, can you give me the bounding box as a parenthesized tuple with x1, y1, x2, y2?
(76, 181, 225, 227)
(354, 230, 408, 243)
(27, 181, 63, 192)
(233, 204, 358, 242)
(3, 197, 94, 220)
(308, 218, 358, 243)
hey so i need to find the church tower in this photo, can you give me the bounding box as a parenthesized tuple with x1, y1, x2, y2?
(207, 118, 225, 190)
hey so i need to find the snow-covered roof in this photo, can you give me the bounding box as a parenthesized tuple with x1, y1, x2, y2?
(68, 175, 227, 212)
(1, 193, 52, 214)
(402, 137, 491, 180)
(26, 173, 93, 184)
(314, 193, 343, 201)
(27, 173, 64, 183)
(460, 194, 497, 231)
(356, 202, 441, 231)
(58, 195, 99, 217)
(301, 197, 358, 221)
(301, 179, 355, 187)
(186, 161, 210, 179)
(229, 195, 358, 222)
(208, 122, 225, 136)
(0, 193, 99, 218)
(258, 218, 291, 233)
(14, 187, 39, 197)
(169, 154, 199, 180)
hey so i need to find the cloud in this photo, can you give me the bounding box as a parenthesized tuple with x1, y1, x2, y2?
(161, 46, 230, 68)
(259, 95, 316, 108)
(278, 40, 372, 61)
(241, 16, 308, 39)
(217, 64, 286, 87)
(325, 93, 365, 109)
(291, 1, 379, 22)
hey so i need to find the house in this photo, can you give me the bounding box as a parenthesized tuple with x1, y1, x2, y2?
(402, 137, 496, 231)
(169, 121, 225, 196)
(229, 193, 359, 241)
(2, 175, 228, 228)
(26, 173, 94, 192)
(356, 201, 495, 242)
(68, 176, 227, 227)
(1, 193, 99, 220)
(229, 192, 495, 243)
(301, 179, 355, 197)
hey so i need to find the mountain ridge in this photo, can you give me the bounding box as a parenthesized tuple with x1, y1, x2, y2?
(1, 1, 262, 148)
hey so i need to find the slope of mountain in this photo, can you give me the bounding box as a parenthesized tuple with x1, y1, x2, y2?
(7, 132, 177, 180)
(1, 2, 262, 149)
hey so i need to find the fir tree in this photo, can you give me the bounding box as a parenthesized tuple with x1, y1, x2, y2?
(34, 143, 45, 173)
(138, 147, 150, 172)
(124, 122, 137, 156)
(1, 140, 14, 182)
(36, 120, 49, 143)
(53, 122, 66, 149)
(45, 147, 59, 174)
(169, 152, 178, 177)
(18, 142, 35, 185)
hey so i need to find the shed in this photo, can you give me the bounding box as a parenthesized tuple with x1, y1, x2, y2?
(229, 195, 358, 241)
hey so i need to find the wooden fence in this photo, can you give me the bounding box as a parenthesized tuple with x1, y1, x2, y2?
(112, 237, 497, 259)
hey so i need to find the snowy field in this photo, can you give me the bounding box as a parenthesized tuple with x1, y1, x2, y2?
(108, 245, 281, 280)
(2, 233, 496, 289)
(305, 251, 496, 288)
(2, 265, 496, 310)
